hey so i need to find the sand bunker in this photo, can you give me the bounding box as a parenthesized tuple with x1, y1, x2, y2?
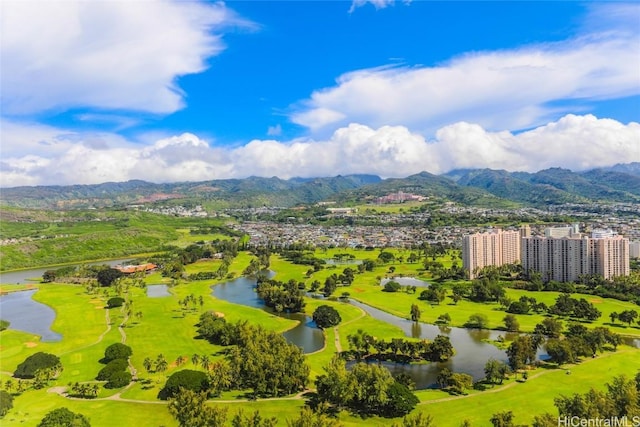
(25, 342, 38, 348)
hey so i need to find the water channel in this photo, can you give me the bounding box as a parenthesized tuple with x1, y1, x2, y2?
(210, 274, 325, 354)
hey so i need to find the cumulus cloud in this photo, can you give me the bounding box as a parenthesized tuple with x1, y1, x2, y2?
(292, 3, 640, 136)
(0, 0, 250, 115)
(2, 115, 638, 187)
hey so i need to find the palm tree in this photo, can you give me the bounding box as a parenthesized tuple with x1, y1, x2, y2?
(155, 354, 168, 373)
(191, 353, 200, 366)
(143, 357, 153, 373)
(200, 355, 211, 371)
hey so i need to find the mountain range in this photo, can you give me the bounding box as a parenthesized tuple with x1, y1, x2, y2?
(1, 163, 638, 209)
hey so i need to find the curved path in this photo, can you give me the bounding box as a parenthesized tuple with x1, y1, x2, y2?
(333, 303, 367, 353)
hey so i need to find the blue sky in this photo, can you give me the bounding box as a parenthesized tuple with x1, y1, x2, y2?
(1, 0, 639, 186)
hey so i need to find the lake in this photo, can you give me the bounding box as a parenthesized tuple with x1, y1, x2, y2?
(0, 289, 62, 341)
(0, 258, 140, 285)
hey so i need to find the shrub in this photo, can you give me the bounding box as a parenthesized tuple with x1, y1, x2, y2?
(0, 390, 13, 418)
(14, 352, 62, 379)
(0, 319, 9, 331)
(312, 305, 342, 329)
(159, 370, 209, 400)
(104, 343, 132, 362)
(106, 297, 125, 309)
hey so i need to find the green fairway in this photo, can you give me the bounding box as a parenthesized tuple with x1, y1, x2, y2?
(1, 247, 639, 427)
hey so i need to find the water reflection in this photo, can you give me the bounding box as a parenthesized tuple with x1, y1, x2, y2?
(348, 299, 547, 389)
(146, 285, 171, 298)
(0, 290, 62, 341)
(211, 274, 324, 354)
(381, 277, 430, 288)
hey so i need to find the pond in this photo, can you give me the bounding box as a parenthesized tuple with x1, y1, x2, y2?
(381, 277, 430, 288)
(210, 273, 546, 388)
(0, 258, 140, 285)
(0, 289, 62, 341)
(324, 259, 362, 265)
(348, 300, 532, 388)
(211, 274, 325, 354)
(146, 284, 171, 298)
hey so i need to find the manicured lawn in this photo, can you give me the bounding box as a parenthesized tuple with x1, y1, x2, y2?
(2, 249, 639, 427)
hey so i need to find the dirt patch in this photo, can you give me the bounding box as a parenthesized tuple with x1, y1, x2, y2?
(214, 312, 225, 318)
(590, 298, 603, 304)
(24, 342, 38, 348)
(352, 288, 364, 293)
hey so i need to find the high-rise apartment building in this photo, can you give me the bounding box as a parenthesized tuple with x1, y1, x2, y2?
(462, 229, 521, 279)
(521, 230, 629, 282)
(463, 225, 630, 283)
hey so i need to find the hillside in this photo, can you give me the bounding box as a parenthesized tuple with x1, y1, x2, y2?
(1, 164, 638, 209)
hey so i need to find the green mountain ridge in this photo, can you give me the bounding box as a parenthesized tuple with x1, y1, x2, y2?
(1, 165, 638, 209)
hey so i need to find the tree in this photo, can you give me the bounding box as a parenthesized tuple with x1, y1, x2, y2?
(507, 335, 537, 371)
(0, 390, 13, 418)
(286, 407, 342, 427)
(545, 339, 576, 366)
(609, 311, 618, 324)
(490, 411, 515, 427)
(0, 320, 9, 331)
(426, 335, 454, 362)
(14, 352, 62, 379)
(104, 343, 132, 362)
(465, 313, 489, 329)
(143, 357, 153, 373)
(383, 381, 420, 417)
(106, 297, 125, 309)
(534, 318, 563, 338)
(104, 371, 132, 389)
(391, 412, 435, 427)
(156, 354, 169, 373)
(618, 310, 638, 326)
(96, 358, 128, 381)
(160, 370, 209, 400)
(231, 409, 277, 427)
(503, 314, 520, 332)
(410, 304, 421, 322)
(38, 408, 91, 427)
(312, 305, 342, 329)
(97, 268, 123, 287)
(436, 313, 451, 325)
(384, 280, 402, 292)
(315, 356, 356, 410)
(168, 388, 228, 427)
(485, 358, 509, 385)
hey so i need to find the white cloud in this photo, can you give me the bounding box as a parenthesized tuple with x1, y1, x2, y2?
(267, 124, 282, 137)
(2, 115, 638, 187)
(349, 0, 397, 13)
(0, 0, 250, 115)
(292, 3, 640, 136)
